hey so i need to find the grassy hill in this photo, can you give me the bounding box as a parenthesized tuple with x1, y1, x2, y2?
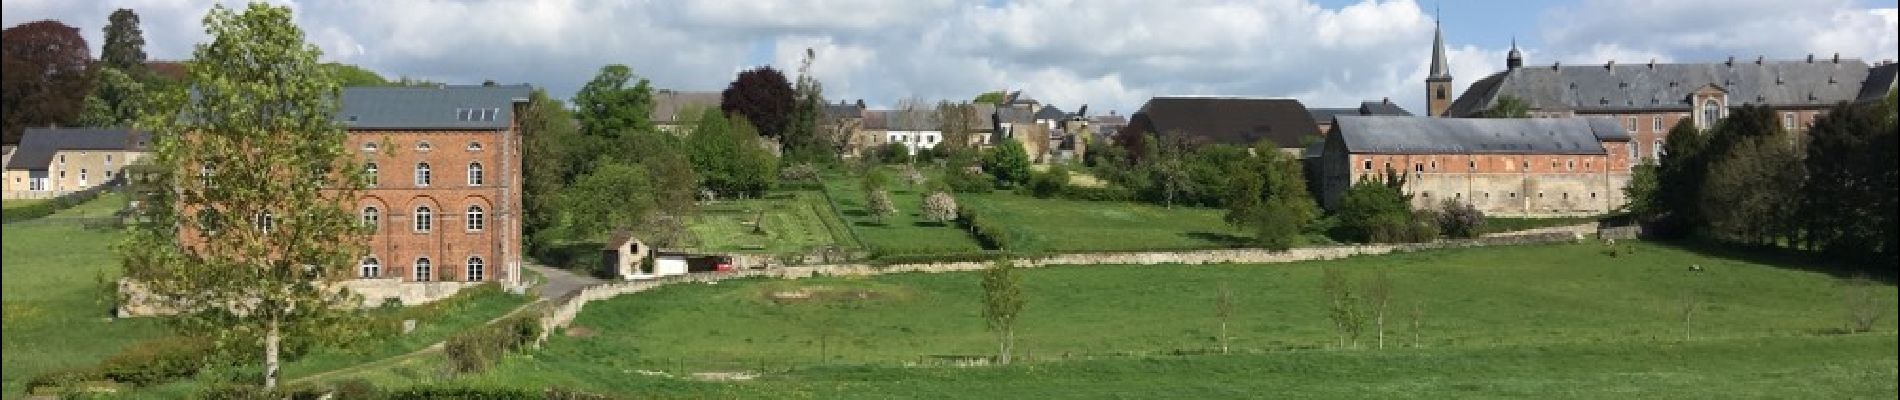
(349, 240, 1896, 398)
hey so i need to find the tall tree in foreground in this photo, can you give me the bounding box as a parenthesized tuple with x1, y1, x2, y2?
(122, 3, 363, 389)
(1, 20, 95, 144)
(784, 48, 830, 163)
(1802, 100, 1897, 261)
(101, 9, 148, 71)
(981, 260, 1026, 365)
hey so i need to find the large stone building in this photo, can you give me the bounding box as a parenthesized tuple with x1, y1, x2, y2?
(1318, 116, 1631, 217)
(4, 128, 150, 199)
(342, 85, 531, 287)
(1429, 20, 1899, 163)
(1119, 96, 1322, 155)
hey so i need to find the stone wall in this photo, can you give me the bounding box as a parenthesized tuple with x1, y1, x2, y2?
(537, 227, 1591, 341)
(117, 278, 489, 317)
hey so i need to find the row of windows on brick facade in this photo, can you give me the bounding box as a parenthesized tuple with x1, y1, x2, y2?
(361, 140, 483, 153)
(1414, 190, 1602, 202)
(362, 162, 483, 187)
(1360, 158, 1610, 173)
(358, 205, 485, 233)
(357, 255, 485, 282)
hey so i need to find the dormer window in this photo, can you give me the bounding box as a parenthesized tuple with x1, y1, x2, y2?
(456, 108, 502, 122)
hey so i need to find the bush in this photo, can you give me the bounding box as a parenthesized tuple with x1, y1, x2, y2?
(957, 207, 1015, 250)
(98, 336, 215, 387)
(1435, 199, 1486, 239)
(1027, 166, 1070, 198)
(444, 312, 543, 374)
(24, 368, 102, 394)
(1, 183, 115, 222)
(945, 167, 994, 193)
(878, 143, 911, 164)
(1055, 185, 1135, 202)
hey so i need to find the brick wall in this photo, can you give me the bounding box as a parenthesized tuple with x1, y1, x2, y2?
(351, 126, 522, 285)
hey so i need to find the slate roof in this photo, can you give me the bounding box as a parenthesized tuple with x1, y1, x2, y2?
(1858, 62, 1898, 102)
(823, 102, 864, 120)
(995, 107, 1036, 124)
(1445, 58, 1874, 117)
(339, 85, 533, 129)
(650, 90, 722, 125)
(1089, 113, 1127, 126)
(6, 128, 150, 170)
(1359, 100, 1413, 116)
(1331, 116, 1619, 155)
(1122, 97, 1320, 148)
(1034, 106, 1067, 121)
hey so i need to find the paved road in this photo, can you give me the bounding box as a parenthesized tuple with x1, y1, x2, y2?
(526, 262, 601, 300)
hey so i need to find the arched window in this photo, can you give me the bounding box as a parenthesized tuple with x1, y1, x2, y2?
(414, 258, 432, 282)
(414, 206, 433, 233)
(1653, 139, 1665, 160)
(415, 163, 432, 187)
(467, 141, 483, 151)
(361, 257, 381, 278)
(416, 141, 433, 151)
(1700, 99, 1721, 129)
(362, 206, 380, 229)
(466, 205, 484, 232)
(467, 162, 484, 186)
(364, 162, 379, 187)
(466, 256, 485, 282)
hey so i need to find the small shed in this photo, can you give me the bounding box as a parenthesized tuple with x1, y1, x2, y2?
(601, 232, 652, 280)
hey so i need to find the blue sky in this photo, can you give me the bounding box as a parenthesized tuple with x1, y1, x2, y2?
(5, 0, 1897, 115)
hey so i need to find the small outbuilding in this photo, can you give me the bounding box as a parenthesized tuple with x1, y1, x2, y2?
(601, 232, 652, 280)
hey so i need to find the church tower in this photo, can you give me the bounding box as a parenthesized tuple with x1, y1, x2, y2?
(1426, 18, 1453, 117)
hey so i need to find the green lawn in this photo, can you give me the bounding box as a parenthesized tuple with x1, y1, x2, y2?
(687, 191, 858, 254)
(821, 171, 986, 256)
(371, 240, 1900, 398)
(277, 284, 531, 380)
(960, 193, 1251, 253)
(1, 193, 168, 399)
(1483, 216, 1602, 234)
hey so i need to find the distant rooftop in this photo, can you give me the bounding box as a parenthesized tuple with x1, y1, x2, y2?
(339, 84, 533, 129)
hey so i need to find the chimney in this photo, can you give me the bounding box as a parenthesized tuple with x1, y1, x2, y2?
(1605, 60, 1615, 71)
(1726, 56, 1734, 66)
(1807, 54, 1815, 63)
(482, 79, 497, 87)
(1648, 58, 1655, 69)
(1552, 61, 1561, 70)
(1383, 97, 1391, 104)
(1755, 56, 1763, 65)
(1831, 53, 1840, 63)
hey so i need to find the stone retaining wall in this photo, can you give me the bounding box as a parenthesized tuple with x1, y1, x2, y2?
(536, 226, 1592, 341)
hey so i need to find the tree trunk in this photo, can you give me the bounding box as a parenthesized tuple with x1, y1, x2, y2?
(1377, 312, 1385, 349)
(998, 329, 1014, 365)
(264, 318, 281, 389)
(1220, 321, 1229, 355)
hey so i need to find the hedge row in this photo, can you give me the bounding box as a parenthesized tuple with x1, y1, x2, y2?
(24, 336, 215, 394)
(1, 180, 117, 222)
(443, 312, 543, 374)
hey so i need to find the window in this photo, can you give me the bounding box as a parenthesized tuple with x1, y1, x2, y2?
(1630, 142, 1639, 162)
(414, 258, 432, 282)
(361, 257, 381, 278)
(1522, 161, 1530, 170)
(1585, 161, 1592, 170)
(466, 205, 484, 232)
(79, 169, 87, 182)
(1414, 163, 1423, 173)
(1509, 192, 1517, 198)
(467, 141, 483, 151)
(363, 142, 379, 152)
(59, 170, 65, 179)
(1700, 99, 1721, 129)
(416, 141, 433, 151)
(1429, 160, 1437, 171)
(105, 154, 113, 165)
(466, 257, 485, 282)
(1422, 191, 1431, 198)
(1363, 160, 1373, 171)
(1653, 139, 1665, 160)
(59, 154, 65, 165)
(415, 163, 431, 187)
(1435, 86, 1447, 100)
(1652, 116, 1663, 132)
(365, 162, 379, 187)
(362, 206, 380, 229)
(1626, 117, 1637, 133)
(414, 206, 432, 233)
(458, 108, 472, 121)
(255, 212, 275, 233)
(1782, 112, 1796, 131)
(1567, 160, 1575, 171)
(467, 162, 484, 186)
(1384, 162, 1392, 171)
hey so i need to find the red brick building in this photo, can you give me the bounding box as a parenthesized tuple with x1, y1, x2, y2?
(344, 85, 531, 285)
(1319, 116, 1631, 217)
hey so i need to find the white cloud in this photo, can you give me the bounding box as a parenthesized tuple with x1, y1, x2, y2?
(4, 0, 1894, 118)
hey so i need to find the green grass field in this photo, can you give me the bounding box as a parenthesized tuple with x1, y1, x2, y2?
(821, 172, 986, 256)
(381, 240, 1899, 398)
(960, 193, 1252, 252)
(687, 191, 858, 254)
(1, 199, 46, 210)
(0, 193, 168, 399)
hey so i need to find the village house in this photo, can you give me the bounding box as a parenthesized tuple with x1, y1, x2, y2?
(650, 90, 722, 134)
(3, 128, 150, 199)
(1119, 96, 1322, 156)
(1318, 116, 1631, 217)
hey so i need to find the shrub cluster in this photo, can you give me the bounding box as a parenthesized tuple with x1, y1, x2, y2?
(1434, 199, 1487, 239)
(444, 313, 544, 374)
(955, 207, 1014, 251)
(1053, 185, 1135, 202)
(25, 336, 215, 392)
(1, 184, 115, 222)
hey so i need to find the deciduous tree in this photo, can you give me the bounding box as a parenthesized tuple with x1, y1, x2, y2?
(101, 9, 148, 71)
(2, 20, 94, 144)
(921, 190, 958, 224)
(984, 139, 1032, 187)
(122, 3, 363, 389)
(720, 66, 796, 140)
(981, 259, 1026, 365)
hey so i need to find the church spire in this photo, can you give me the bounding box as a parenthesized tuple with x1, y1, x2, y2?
(1428, 16, 1450, 80)
(1507, 36, 1523, 69)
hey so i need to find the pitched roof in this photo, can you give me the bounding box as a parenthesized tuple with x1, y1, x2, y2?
(1359, 100, 1413, 116)
(1034, 106, 1067, 121)
(1331, 116, 1619, 155)
(823, 102, 864, 120)
(6, 128, 150, 170)
(339, 85, 533, 129)
(1123, 97, 1320, 148)
(1858, 62, 1898, 102)
(1445, 58, 1873, 116)
(1089, 113, 1127, 126)
(995, 107, 1036, 124)
(651, 90, 722, 125)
